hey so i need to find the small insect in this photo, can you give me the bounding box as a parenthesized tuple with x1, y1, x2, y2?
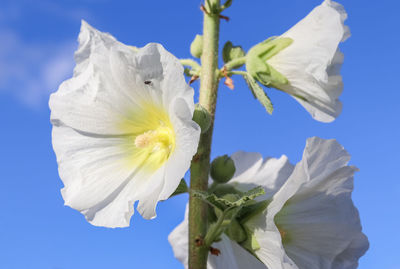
(144, 80, 152, 85)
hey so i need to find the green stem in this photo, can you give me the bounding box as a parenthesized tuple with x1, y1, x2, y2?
(180, 59, 201, 70)
(204, 210, 227, 246)
(223, 56, 246, 71)
(229, 70, 247, 76)
(189, 0, 221, 268)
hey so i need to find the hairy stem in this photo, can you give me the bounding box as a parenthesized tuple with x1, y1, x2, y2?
(189, 1, 221, 268)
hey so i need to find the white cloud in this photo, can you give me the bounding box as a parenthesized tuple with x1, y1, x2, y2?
(0, 0, 91, 108)
(0, 29, 76, 107)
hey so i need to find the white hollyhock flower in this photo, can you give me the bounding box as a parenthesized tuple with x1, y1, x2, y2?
(268, 0, 350, 122)
(49, 21, 200, 228)
(169, 153, 294, 269)
(169, 137, 368, 268)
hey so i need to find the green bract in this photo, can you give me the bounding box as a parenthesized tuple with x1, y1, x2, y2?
(190, 35, 203, 58)
(210, 155, 236, 183)
(243, 73, 273, 114)
(246, 37, 293, 87)
(222, 41, 245, 68)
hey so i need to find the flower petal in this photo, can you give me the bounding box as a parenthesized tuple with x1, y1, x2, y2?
(231, 152, 294, 198)
(53, 124, 145, 227)
(268, 0, 350, 122)
(247, 137, 366, 269)
(168, 206, 266, 269)
(168, 206, 190, 269)
(50, 20, 141, 135)
(50, 21, 200, 227)
(332, 233, 369, 269)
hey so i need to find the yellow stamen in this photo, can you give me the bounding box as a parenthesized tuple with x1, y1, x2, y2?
(118, 102, 176, 172)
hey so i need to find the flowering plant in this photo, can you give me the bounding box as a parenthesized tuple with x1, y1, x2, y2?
(50, 0, 368, 268)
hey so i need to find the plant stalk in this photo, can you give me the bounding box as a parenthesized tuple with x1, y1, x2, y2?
(189, 1, 221, 268)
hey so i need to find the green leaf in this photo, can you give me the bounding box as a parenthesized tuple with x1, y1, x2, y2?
(193, 186, 265, 211)
(169, 179, 188, 198)
(243, 73, 274, 114)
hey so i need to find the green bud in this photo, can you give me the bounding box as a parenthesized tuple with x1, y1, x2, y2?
(221, 0, 233, 9)
(192, 104, 211, 134)
(190, 35, 203, 58)
(222, 41, 245, 65)
(246, 37, 293, 87)
(210, 155, 236, 183)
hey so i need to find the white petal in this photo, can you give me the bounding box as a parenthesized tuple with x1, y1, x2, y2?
(209, 234, 267, 269)
(168, 206, 266, 269)
(53, 125, 145, 227)
(277, 166, 361, 269)
(247, 137, 366, 268)
(50, 21, 199, 227)
(332, 233, 369, 269)
(49, 21, 141, 135)
(159, 98, 200, 201)
(230, 151, 264, 184)
(231, 152, 294, 199)
(268, 0, 350, 122)
(168, 206, 190, 269)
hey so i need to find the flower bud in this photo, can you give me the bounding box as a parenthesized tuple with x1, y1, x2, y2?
(210, 155, 236, 183)
(190, 35, 203, 58)
(192, 104, 211, 134)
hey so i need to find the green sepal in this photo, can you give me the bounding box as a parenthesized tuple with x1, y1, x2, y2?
(193, 186, 265, 211)
(236, 199, 269, 224)
(226, 218, 247, 243)
(190, 35, 203, 58)
(239, 225, 262, 258)
(205, 204, 242, 246)
(246, 37, 293, 87)
(251, 37, 293, 62)
(243, 73, 273, 114)
(168, 179, 188, 198)
(222, 41, 245, 66)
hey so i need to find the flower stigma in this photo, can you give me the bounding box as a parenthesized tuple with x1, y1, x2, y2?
(119, 102, 176, 172)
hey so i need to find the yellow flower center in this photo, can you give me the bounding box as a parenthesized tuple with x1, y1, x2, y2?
(118, 102, 175, 172)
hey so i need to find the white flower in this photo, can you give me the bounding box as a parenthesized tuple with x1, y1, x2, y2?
(268, 0, 350, 122)
(49, 21, 200, 228)
(168, 138, 368, 268)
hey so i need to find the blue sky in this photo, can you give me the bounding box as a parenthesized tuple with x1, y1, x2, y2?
(0, 0, 399, 268)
